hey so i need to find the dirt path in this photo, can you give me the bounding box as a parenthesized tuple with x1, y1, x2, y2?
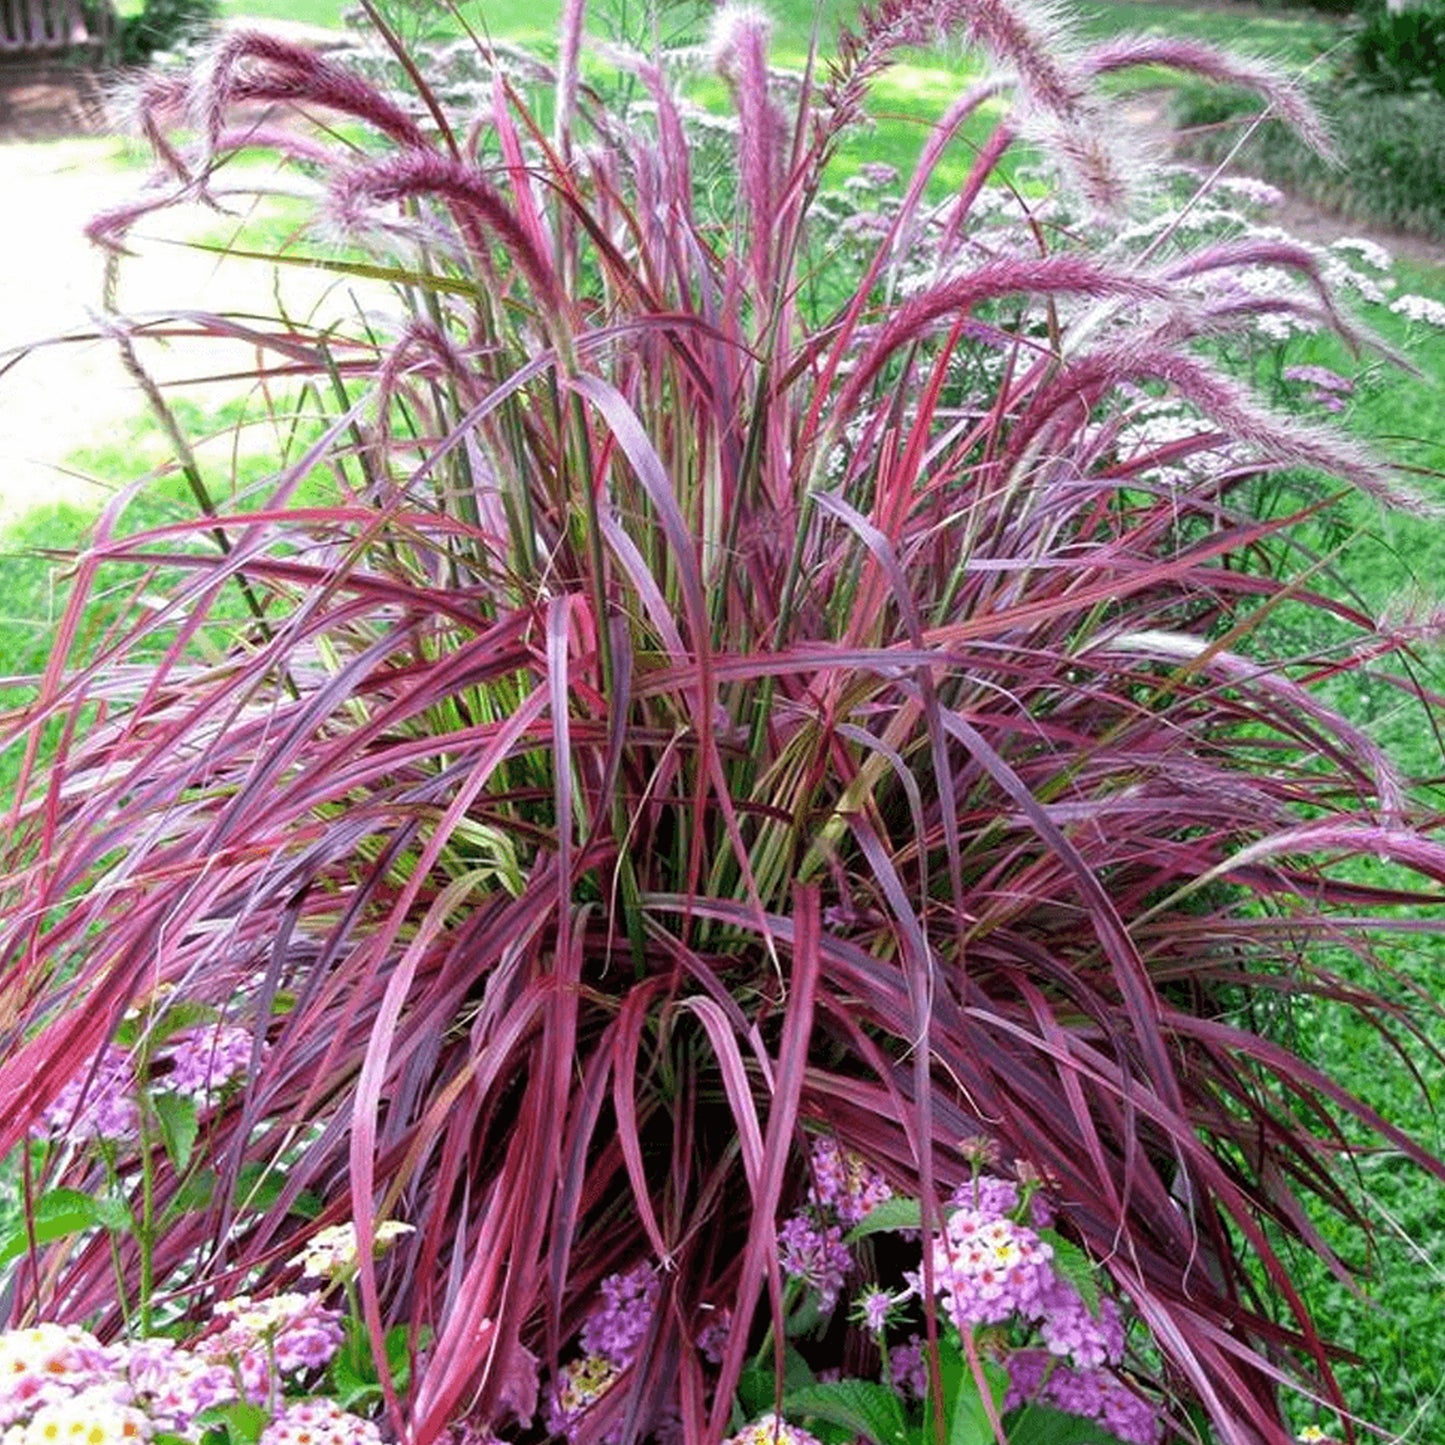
(0, 132, 369, 531)
(0, 41, 360, 533)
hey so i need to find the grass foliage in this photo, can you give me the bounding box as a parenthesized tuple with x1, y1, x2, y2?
(5, 3, 1445, 1443)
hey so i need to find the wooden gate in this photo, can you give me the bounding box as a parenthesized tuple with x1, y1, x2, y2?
(0, 0, 111, 54)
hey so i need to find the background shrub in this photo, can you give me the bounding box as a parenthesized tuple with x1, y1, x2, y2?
(119, 0, 220, 64)
(1173, 79, 1445, 236)
(1351, 0, 1445, 95)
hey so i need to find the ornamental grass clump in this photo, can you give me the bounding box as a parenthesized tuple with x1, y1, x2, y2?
(2, 1, 1445, 1442)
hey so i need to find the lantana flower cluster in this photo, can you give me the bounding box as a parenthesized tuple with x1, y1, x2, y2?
(925, 1173, 1157, 1445)
(721, 1414, 825, 1445)
(0, 1292, 356, 1444)
(295, 1221, 416, 1281)
(769, 1141, 1162, 1445)
(546, 1262, 660, 1441)
(775, 1138, 894, 1310)
(34, 1025, 261, 1147)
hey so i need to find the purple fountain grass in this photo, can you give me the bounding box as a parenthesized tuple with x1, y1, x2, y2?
(1079, 37, 1337, 161)
(2, 6, 1444, 1445)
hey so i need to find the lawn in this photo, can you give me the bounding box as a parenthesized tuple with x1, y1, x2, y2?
(4, 0, 1445, 1437)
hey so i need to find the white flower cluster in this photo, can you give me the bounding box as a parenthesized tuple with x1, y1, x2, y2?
(1389, 293, 1445, 328)
(1330, 236, 1393, 273)
(1111, 400, 1243, 489)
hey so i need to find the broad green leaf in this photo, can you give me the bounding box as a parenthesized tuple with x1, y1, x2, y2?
(1037, 1231, 1101, 1316)
(292, 1189, 324, 1220)
(152, 1091, 200, 1172)
(193, 1402, 269, 1445)
(846, 1195, 923, 1241)
(945, 1357, 1009, 1445)
(0, 1187, 106, 1267)
(785, 1290, 829, 1338)
(1005, 1403, 1128, 1445)
(232, 1161, 285, 1214)
(737, 1345, 818, 1419)
(90, 1193, 134, 1234)
(114, 999, 217, 1050)
(167, 1168, 217, 1218)
(330, 1346, 382, 1410)
(231, 1164, 319, 1220)
(784, 1379, 909, 1445)
(382, 1321, 421, 1386)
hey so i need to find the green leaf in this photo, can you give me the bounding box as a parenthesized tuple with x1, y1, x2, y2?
(784, 1379, 909, 1445)
(90, 1193, 135, 1233)
(1005, 1403, 1129, 1445)
(167, 1168, 217, 1219)
(737, 1345, 817, 1419)
(382, 1321, 417, 1387)
(944, 1357, 1009, 1445)
(231, 1163, 318, 1219)
(291, 1189, 324, 1220)
(177, 240, 485, 298)
(114, 999, 218, 1050)
(1037, 1231, 1101, 1316)
(233, 1161, 285, 1214)
(0, 1187, 106, 1267)
(330, 1346, 382, 1410)
(846, 1195, 923, 1241)
(193, 1402, 269, 1445)
(784, 1289, 829, 1338)
(152, 1091, 200, 1172)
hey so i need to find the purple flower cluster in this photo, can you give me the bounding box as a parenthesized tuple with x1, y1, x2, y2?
(723, 1413, 827, 1445)
(0, 1316, 366, 1444)
(579, 1263, 659, 1368)
(1006, 1350, 1161, 1445)
(929, 1209, 1055, 1329)
(0, 1324, 114, 1428)
(545, 1353, 621, 1442)
(807, 1137, 892, 1227)
(33, 1022, 263, 1152)
(258, 1398, 384, 1444)
(205, 1293, 345, 1395)
(1037, 1280, 1125, 1370)
(948, 1167, 1055, 1228)
(161, 1024, 258, 1102)
(948, 1173, 1020, 1220)
(916, 1172, 1163, 1440)
(695, 1308, 731, 1366)
(120, 1336, 238, 1433)
(888, 1334, 928, 1400)
(777, 1213, 851, 1311)
(33, 1047, 139, 1143)
(548, 1263, 661, 1443)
